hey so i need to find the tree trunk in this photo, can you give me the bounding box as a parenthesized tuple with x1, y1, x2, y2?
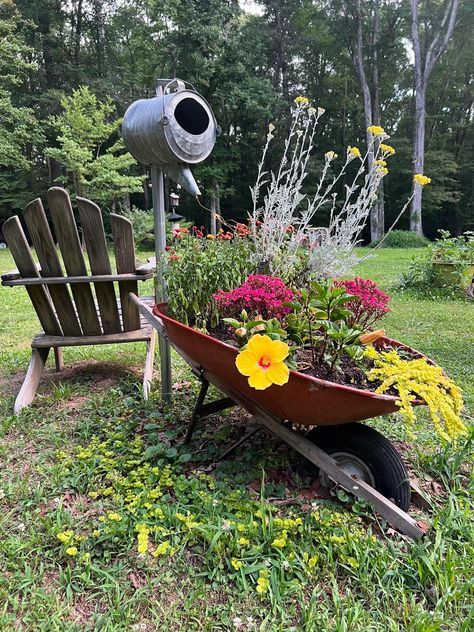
(410, 83, 426, 234)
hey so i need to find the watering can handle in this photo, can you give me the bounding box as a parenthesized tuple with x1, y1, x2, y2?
(156, 78, 197, 125)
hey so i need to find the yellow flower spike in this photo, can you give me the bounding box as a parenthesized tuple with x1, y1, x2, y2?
(235, 334, 290, 390)
(413, 174, 432, 186)
(380, 143, 395, 156)
(367, 125, 385, 136)
(348, 146, 361, 158)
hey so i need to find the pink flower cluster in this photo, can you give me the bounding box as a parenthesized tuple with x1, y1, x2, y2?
(213, 275, 294, 320)
(334, 277, 391, 330)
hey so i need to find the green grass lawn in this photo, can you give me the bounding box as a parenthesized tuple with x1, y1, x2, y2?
(0, 247, 472, 631)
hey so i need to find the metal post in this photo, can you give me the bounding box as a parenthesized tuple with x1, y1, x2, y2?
(210, 195, 217, 235)
(150, 163, 172, 404)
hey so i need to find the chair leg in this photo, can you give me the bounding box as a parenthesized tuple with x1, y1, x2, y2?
(54, 347, 64, 371)
(14, 347, 50, 415)
(142, 330, 157, 400)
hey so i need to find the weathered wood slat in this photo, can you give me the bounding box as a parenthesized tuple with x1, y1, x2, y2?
(14, 347, 50, 414)
(77, 197, 121, 334)
(47, 187, 101, 335)
(2, 272, 153, 286)
(23, 198, 83, 336)
(111, 213, 140, 331)
(2, 216, 62, 336)
(32, 326, 153, 348)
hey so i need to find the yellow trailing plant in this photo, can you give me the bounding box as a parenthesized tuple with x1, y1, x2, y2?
(366, 347, 466, 442)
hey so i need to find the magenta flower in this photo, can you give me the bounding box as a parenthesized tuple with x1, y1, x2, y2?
(333, 277, 391, 329)
(213, 275, 294, 321)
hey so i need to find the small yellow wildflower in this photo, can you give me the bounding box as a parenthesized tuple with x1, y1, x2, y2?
(348, 146, 361, 158)
(367, 125, 385, 136)
(152, 541, 171, 557)
(66, 546, 78, 556)
(136, 524, 150, 555)
(307, 106, 316, 116)
(377, 166, 389, 176)
(237, 537, 250, 546)
(380, 143, 395, 156)
(231, 558, 243, 570)
(236, 335, 290, 391)
(88, 491, 99, 499)
(325, 150, 338, 161)
(413, 174, 432, 186)
(92, 530, 101, 538)
(107, 512, 122, 522)
(56, 530, 74, 543)
(206, 234, 215, 239)
(307, 555, 319, 571)
(256, 569, 269, 594)
(271, 530, 288, 548)
(294, 95, 309, 105)
(375, 159, 387, 167)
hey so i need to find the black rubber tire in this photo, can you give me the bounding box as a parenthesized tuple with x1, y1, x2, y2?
(296, 422, 411, 512)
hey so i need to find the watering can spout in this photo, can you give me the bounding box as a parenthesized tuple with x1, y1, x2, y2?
(161, 164, 201, 196)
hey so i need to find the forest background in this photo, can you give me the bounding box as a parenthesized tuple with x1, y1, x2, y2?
(0, 0, 472, 242)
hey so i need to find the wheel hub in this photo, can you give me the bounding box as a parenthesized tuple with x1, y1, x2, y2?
(320, 451, 375, 490)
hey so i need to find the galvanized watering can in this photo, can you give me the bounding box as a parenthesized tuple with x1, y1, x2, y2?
(122, 79, 218, 195)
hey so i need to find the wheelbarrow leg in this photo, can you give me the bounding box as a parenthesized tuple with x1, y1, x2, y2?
(183, 378, 209, 444)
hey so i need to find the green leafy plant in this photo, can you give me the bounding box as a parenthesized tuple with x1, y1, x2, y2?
(285, 281, 361, 372)
(165, 235, 255, 329)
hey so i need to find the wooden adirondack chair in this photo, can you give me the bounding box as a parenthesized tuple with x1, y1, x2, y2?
(1, 187, 157, 414)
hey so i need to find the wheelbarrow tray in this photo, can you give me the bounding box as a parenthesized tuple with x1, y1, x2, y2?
(151, 302, 424, 427)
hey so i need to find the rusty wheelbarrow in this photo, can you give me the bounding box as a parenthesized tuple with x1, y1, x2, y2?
(131, 295, 426, 539)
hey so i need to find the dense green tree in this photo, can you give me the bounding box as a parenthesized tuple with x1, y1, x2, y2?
(46, 86, 143, 210)
(0, 0, 472, 238)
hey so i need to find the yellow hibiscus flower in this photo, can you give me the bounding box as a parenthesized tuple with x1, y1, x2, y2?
(236, 334, 290, 390)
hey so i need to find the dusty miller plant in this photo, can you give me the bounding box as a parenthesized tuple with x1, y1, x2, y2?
(249, 98, 411, 281)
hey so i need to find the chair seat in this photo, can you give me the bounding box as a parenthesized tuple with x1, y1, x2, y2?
(32, 324, 154, 348)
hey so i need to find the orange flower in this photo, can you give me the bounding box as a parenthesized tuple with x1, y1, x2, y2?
(360, 329, 385, 345)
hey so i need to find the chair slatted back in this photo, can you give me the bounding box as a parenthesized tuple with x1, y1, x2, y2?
(23, 198, 83, 336)
(47, 188, 102, 336)
(110, 214, 140, 331)
(3, 187, 145, 338)
(2, 216, 63, 336)
(77, 197, 122, 334)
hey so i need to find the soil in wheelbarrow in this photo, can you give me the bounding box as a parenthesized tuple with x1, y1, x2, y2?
(208, 324, 421, 394)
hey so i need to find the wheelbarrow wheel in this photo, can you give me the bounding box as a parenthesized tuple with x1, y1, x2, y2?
(296, 423, 411, 511)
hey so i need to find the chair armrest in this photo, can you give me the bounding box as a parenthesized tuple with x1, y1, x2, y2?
(136, 257, 156, 275)
(1, 264, 42, 285)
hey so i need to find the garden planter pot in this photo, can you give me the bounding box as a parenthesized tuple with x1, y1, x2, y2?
(433, 260, 474, 286)
(152, 303, 425, 427)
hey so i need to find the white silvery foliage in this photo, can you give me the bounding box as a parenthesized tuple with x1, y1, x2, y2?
(249, 101, 392, 281)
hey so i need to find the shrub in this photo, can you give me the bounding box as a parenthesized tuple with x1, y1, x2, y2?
(213, 275, 294, 321)
(333, 278, 391, 330)
(370, 230, 429, 249)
